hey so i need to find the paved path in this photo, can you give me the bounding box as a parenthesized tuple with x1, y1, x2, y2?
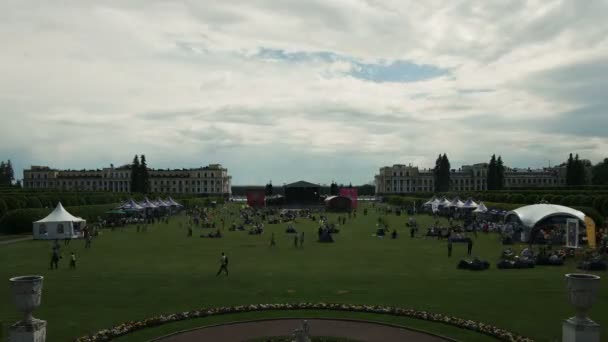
(0, 236, 31, 245)
(153, 318, 454, 342)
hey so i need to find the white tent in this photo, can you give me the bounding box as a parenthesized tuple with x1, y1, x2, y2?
(504, 204, 585, 228)
(473, 202, 488, 213)
(33, 202, 86, 240)
(448, 197, 465, 208)
(461, 198, 479, 209)
(439, 197, 452, 207)
(423, 197, 436, 207)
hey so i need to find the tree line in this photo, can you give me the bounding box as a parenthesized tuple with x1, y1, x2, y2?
(130, 155, 150, 193)
(0, 160, 15, 186)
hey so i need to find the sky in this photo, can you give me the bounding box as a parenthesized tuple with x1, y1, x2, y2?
(1, 1, 608, 185)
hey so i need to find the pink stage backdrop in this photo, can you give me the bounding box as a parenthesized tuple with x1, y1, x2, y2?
(339, 188, 358, 208)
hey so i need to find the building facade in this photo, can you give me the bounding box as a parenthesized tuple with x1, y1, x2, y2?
(374, 162, 578, 194)
(23, 163, 232, 195)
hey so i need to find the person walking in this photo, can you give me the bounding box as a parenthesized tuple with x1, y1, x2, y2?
(69, 252, 77, 269)
(85, 234, 92, 249)
(467, 239, 473, 256)
(270, 233, 276, 247)
(300, 232, 304, 248)
(216, 252, 229, 276)
(50, 248, 60, 270)
(294, 235, 299, 248)
(448, 239, 453, 257)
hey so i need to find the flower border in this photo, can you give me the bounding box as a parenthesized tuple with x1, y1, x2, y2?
(75, 303, 534, 342)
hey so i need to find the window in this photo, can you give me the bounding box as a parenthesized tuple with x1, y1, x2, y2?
(39, 224, 47, 235)
(57, 224, 65, 234)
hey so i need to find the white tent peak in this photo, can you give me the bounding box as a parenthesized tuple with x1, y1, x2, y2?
(36, 202, 84, 223)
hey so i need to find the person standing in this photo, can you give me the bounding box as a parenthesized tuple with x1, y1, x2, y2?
(85, 234, 92, 249)
(294, 235, 299, 248)
(300, 232, 304, 248)
(216, 252, 229, 276)
(467, 239, 473, 256)
(270, 233, 276, 247)
(69, 252, 77, 269)
(448, 239, 453, 257)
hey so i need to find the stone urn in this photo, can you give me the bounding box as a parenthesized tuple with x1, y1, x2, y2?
(9, 275, 44, 323)
(565, 273, 600, 324)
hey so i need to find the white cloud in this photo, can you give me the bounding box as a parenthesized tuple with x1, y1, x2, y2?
(0, 0, 607, 184)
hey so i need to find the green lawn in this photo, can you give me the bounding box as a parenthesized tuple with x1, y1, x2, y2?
(1, 204, 606, 341)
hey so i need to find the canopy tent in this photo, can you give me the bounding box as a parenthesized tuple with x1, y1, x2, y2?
(473, 202, 488, 213)
(152, 198, 171, 208)
(117, 199, 144, 211)
(33, 202, 86, 240)
(461, 198, 478, 209)
(448, 197, 465, 208)
(504, 204, 585, 229)
(156, 198, 172, 207)
(166, 197, 183, 207)
(439, 197, 452, 207)
(423, 197, 437, 207)
(139, 197, 158, 209)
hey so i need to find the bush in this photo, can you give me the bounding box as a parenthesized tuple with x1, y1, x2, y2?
(0, 198, 8, 219)
(573, 206, 605, 227)
(3, 197, 24, 210)
(25, 196, 43, 208)
(0, 208, 50, 234)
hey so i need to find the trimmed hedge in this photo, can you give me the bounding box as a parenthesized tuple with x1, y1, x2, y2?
(0, 203, 118, 235)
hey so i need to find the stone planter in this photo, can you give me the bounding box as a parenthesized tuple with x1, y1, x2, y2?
(565, 273, 600, 324)
(9, 275, 46, 342)
(563, 273, 601, 342)
(10, 275, 44, 322)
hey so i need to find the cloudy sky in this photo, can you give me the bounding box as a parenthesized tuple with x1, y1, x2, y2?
(1, 1, 608, 185)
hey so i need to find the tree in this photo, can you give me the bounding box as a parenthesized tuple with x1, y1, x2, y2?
(574, 154, 586, 186)
(265, 181, 273, 196)
(487, 155, 497, 190)
(433, 154, 442, 192)
(566, 153, 574, 185)
(592, 158, 608, 185)
(6, 160, 14, 184)
(0, 160, 14, 186)
(496, 156, 505, 190)
(130, 155, 140, 193)
(440, 154, 451, 192)
(330, 182, 339, 196)
(140, 155, 150, 193)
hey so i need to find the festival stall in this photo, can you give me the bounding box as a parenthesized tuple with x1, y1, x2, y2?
(33, 202, 86, 240)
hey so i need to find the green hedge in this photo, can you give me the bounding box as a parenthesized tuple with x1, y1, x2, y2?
(0, 203, 118, 235)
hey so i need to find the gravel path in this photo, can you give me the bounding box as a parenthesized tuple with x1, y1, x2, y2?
(153, 318, 454, 342)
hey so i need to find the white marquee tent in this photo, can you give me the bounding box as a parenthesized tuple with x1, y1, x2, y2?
(473, 202, 488, 213)
(504, 204, 585, 228)
(33, 202, 86, 240)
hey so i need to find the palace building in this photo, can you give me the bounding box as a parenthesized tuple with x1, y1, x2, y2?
(374, 162, 582, 195)
(23, 163, 232, 196)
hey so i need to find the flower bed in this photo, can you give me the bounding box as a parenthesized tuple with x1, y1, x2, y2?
(75, 303, 534, 342)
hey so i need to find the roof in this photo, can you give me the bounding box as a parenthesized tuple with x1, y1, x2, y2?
(324, 195, 352, 203)
(35, 202, 85, 223)
(284, 181, 320, 188)
(473, 202, 488, 213)
(505, 204, 585, 228)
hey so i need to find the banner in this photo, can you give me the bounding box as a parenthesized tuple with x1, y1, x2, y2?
(584, 216, 596, 249)
(565, 218, 579, 248)
(339, 188, 358, 208)
(246, 190, 266, 208)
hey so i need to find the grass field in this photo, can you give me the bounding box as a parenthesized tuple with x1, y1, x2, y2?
(1, 204, 606, 341)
